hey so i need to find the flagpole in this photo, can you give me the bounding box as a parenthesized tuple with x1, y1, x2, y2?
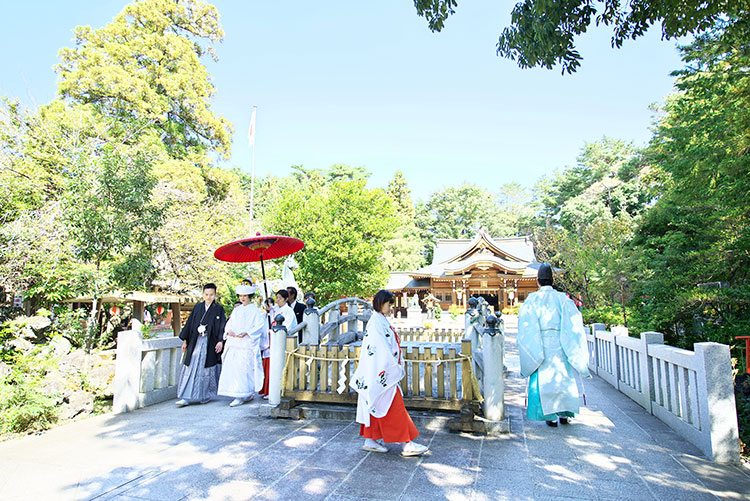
(249, 105, 257, 230)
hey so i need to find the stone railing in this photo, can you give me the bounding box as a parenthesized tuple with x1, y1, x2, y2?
(318, 298, 372, 345)
(113, 330, 183, 413)
(586, 323, 740, 463)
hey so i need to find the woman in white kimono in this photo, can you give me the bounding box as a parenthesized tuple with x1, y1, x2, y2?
(259, 289, 298, 398)
(518, 263, 591, 426)
(351, 290, 429, 456)
(217, 283, 267, 406)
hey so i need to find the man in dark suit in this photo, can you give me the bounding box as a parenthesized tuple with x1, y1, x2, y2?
(287, 287, 305, 338)
(176, 283, 227, 406)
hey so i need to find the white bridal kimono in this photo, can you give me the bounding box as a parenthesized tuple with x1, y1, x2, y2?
(217, 303, 267, 398)
(351, 312, 405, 427)
(518, 286, 591, 417)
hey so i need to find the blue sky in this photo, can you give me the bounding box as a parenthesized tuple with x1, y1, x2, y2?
(0, 1, 686, 200)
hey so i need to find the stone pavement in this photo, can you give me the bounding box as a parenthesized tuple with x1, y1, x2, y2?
(1, 322, 749, 500)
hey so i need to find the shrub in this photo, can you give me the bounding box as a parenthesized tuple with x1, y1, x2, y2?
(735, 373, 750, 457)
(581, 305, 632, 329)
(434, 307, 442, 320)
(448, 304, 459, 321)
(0, 350, 58, 435)
(53, 307, 88, 348)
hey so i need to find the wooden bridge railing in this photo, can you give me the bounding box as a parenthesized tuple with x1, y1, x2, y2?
(398, 327, 464, 344)
(281, 335, 481, 412)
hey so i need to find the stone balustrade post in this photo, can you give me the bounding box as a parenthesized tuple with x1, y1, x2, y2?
(269, 314, 287, 406)
(482, 315, 505, 421)
(464, 297, 477, 340)
(590, 323, 606, 373)
(465, 297, 484, 387)
(638, 331, 664, 412)
(328, 308, 340, 344)
(693, 342, 740, 463)
(113, 330, 143, 414)
(302, 298, 320, 345)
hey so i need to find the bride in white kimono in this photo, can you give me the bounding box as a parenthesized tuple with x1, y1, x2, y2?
(518, 263, 591, 426)
(217, 283, 267, 407)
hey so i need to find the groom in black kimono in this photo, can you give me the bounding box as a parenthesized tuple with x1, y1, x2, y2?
(176, 283, 227, 406)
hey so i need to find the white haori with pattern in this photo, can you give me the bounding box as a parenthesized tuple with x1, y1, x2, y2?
(518, 285, 591, 416)
(218, 304, 267, 398)
(351, 311, 404, 427)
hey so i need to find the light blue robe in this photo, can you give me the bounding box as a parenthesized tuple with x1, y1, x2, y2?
(518, 286, 590, 420)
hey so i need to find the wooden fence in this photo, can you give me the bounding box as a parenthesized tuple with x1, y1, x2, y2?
(397, 327, 464, 344)
(282, 337, 481, 411)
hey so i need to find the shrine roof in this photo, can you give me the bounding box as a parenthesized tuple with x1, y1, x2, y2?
(384, 272, 430, 290)
(386, 231, 540, 287)
(432, 234, 535, 264)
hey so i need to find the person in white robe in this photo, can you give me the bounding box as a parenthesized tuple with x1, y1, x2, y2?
(518, 263, 591, 426)
(351, 290, 429, 456)
(271, 288, 297, 332)
(259, 289, 298, 398)
(217, 283, 267, 406)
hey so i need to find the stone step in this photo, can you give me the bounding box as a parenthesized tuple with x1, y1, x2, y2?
(291, 402, 510, 434)
(296, 402, 456, 430)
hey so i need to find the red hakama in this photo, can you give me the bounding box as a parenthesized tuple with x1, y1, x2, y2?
(359, 388, 419, 443)
(259, 356, 270, 395)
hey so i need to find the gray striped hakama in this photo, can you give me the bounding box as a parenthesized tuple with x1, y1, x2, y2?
(177, 335, 221, 403)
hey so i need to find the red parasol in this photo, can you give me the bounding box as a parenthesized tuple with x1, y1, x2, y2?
(214, 232, 304, 298)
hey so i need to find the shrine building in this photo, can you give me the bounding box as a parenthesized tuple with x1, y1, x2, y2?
(385, 229, 541, 314)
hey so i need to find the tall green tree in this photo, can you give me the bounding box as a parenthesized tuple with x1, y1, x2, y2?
(528, 138, 653, 325)
(630, 23, 750, 347)
(383, 171, 424, 271)
(497, 183, 535, 236)
(263, 181, 395, 303)
(386, 171, 415, 222)
(56, 0, 232, 159)
(416, 183, 513, 260)
(151, 159, 249, 291)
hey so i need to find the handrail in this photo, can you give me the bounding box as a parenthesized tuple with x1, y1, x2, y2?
(318, 297, 372, 316)
(288, 320, 307, 336)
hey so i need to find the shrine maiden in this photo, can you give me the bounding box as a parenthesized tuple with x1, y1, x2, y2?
(217, 282, 267, 406)
(518, 263, 591, 426)
(351, 290, 429, 456)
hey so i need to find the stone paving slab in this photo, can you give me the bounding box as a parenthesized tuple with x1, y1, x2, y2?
(1, 323, 749, 500)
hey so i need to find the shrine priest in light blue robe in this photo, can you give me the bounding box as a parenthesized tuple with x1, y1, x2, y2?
(518, 263, 591, 427)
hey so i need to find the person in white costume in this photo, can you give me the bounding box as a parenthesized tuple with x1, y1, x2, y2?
(518, 263, 592, 427)
(259, 289, 298, 398)
(270, 289, 297, 331)
(217, 282, 267, 407)
(351, 290, 429, 456)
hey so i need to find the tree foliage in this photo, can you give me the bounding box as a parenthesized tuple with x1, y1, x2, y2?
(56, 0, 232, 158)
(262, 180, 395, 303)
(629, 22, 750, 346)
(414, 0, 746, 73)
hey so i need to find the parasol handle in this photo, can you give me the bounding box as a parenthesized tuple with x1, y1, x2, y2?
(261, 254, 269, 300)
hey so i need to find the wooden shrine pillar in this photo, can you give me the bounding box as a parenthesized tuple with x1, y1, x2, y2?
(171, 303, 181, 336)
(132, 300, 145, 323)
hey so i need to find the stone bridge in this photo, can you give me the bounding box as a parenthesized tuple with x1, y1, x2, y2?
(1, 318, 748, 500)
